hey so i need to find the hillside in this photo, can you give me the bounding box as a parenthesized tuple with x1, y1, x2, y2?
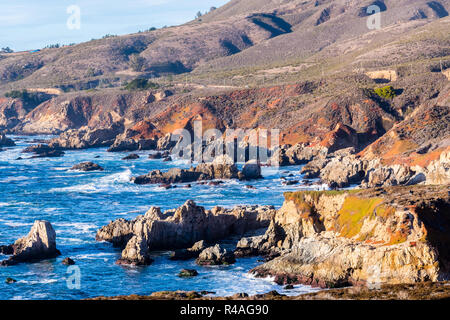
(0, 0, 449, 152)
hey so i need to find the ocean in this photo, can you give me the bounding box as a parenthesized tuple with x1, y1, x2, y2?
(0, 135, 326, 300)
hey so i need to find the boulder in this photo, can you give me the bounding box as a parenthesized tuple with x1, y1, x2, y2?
(1, 221, 61, 266)
(0, 133, 15, 147)
(196, 244, 236, 266)
(122, 154, 140, 160)
(178, 269, 199, 277)
(71, 162, 104, 172)
(116, 235, 153, 266)
(62, 257, 75, 265)
(148, 152, 163, 159)
(23, 144, 65, 158)
(170, 240, 207, 261)
(5, 277, 16, 284)
(239, 160, 262, 180)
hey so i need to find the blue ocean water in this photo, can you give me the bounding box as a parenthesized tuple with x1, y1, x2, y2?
(0, 135, 326, 300)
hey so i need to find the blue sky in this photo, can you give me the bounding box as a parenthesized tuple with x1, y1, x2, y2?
(0, 0, 229, 51)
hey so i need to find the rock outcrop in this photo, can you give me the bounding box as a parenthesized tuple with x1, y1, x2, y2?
(170, 240, 207, 261)
(239, 160, 262, 180)
(22, 144, 65, 158)
(245, 185, 450, 288)
(270, 144, 328, 167)
(132, 162, 240, 185)
(1, 221, 61, 266)
(108, 120, 161, 152)
(49, 122, 124, 150)
(196, 244, 236, 266)
(96, 201, 276, 265)
(116, 235, 153, 266)
(71, 162, 104, 172)
(0, 132, 15, 147)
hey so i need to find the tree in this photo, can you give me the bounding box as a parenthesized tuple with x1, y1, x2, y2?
(129, 54, 146, 72)
(196, 11, 203, 19)
(1, 47, 13, 53)
(210, 7, 217, 12)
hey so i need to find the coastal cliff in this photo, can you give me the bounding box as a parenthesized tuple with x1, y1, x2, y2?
(245, 185, 450, 288)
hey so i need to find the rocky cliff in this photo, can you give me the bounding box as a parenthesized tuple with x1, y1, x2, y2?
(245, 185, 450, 288)
(96, 200, 276, 265)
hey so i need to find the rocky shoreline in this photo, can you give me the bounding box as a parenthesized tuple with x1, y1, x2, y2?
(90, 281, 450, 300)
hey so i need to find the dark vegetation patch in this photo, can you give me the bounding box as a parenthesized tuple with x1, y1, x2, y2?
(125, 78, 160, 91)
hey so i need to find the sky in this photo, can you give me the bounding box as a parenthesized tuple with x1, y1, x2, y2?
(0, 0, 229, 52)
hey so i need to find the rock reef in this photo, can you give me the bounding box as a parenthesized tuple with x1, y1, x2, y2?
(96, 200, 276, 265)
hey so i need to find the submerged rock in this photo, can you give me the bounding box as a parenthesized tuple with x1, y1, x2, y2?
(23, 144, 64, 158)
(1, 221, 61, 266)
(0, 133, 15, 147)
(96, 201, 275, 265)
(178, 269, 199, 277)
(71, 162, 104, 172)
(5, 277, 17, 284)
(122, 154, 140, 160)
(196, 244, 236, 266)
(170, 240, 207, 261)
(62, 257, 75, 266)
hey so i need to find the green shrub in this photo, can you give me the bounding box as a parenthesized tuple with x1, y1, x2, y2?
(125, 78, 159, 91)
(4, 90, 43, 104)
(374, 86, 397, 99)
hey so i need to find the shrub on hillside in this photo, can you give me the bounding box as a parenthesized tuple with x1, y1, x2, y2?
(129, 55, 146, 72)
(374, 86, 397, 99)
(125, 78, 159, 91)
(4, 90, 45, 105)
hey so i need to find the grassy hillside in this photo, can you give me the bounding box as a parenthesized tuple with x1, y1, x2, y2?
(0, 0, 449, 94)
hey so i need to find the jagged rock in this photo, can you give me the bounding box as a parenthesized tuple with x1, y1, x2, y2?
(320, 155, 366, 188)
(239, 160, 262, 180)
(133, 162, 239, 185)
(0, 133, 15, 147)
(96, 201, 276, 264)
(301, 158, 330, 179)
(116, 235, 153, 266)
(62, 257, 75, 265)
(23, 144, 65, 158)
(178, 269, 199, 277)
(361, 164, 415, 188)
(49, 122, 124, 150)
(71, 162, 104, 172)
(0, 245, 14, 255)
(270, 144, 328, 167)
(108, 139, 140, 152)
(157, 133, 177, 151)
(122, 154, 140, 160)
(148, 152, 163, 159)
(196, 244, 236, 266)
(170, 240, 207, 261)
(1, 221, 61, 266)
(250, 185, 450, 288)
